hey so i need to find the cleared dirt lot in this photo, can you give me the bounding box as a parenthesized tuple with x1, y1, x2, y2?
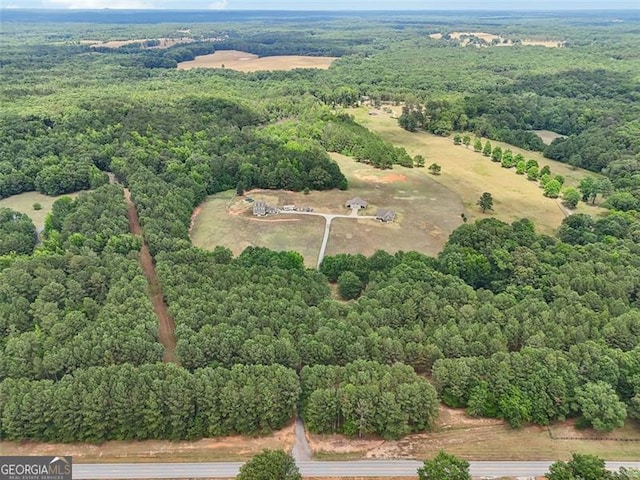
(177, 50, 336, 72)
(349, 107, 605, 236)
(190, 155, 464, 266)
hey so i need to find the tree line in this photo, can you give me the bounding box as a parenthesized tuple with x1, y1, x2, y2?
(0, 363, 299, 442)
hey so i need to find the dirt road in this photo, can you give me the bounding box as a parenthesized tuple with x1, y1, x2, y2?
(124, 188, 177, 363)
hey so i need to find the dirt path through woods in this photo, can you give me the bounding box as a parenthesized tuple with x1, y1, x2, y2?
(124, 188, 177, 362)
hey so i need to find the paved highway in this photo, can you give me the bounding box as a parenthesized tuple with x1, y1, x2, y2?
(73, 460, 640, 479)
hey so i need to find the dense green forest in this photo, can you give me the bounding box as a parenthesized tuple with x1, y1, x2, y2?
(0, 10, 639, 443)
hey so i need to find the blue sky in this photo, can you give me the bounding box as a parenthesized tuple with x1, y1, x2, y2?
(2, 0, 638, 9)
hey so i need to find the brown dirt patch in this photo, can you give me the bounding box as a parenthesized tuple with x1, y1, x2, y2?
(189, 206, 202, 234)
(0, 424, 294, 463)
(355, 172, 408, 184)
(177, 50, 337, 72)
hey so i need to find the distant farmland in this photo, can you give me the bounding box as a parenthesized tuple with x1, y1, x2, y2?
(177, 50, 336, 72)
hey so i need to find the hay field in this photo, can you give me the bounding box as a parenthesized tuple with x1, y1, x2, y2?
(0, 190, 84, 228)
(349, 107, 605, 235)
(177, 50, 336, 72)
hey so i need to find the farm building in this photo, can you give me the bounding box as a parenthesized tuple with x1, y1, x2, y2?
(376, 208, 396, 223)
(253, 201, 267, 216)
(253, 201, 278, 216)
(345, 197, 368, 209)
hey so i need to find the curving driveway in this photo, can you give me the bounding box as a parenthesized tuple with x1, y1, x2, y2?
(279, 207, 378, 268)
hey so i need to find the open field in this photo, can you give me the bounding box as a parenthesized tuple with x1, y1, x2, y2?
(191, 190, 325, 268)
(190, 156, 464, 265)
(309, 406, 640, 462)
(81, 37, 197, 49)
(177, 50, 337, 72)
(325, 153, 463, 258)
(348, 107, 605, 235)
(0, 190, 84, 228)
(533, 129, 567, 145)
(429, 32, 563, 48)
(0, 425, 294, 463)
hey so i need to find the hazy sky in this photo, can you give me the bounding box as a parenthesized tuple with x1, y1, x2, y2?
(2, 0, 638, 9)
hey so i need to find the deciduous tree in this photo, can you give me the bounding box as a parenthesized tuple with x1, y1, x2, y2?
(418, 451, 471, 480)
(236, 450, 301, 480)
(477, 192, 494, 213)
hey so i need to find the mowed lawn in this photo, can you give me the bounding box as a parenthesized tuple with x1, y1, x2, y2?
(190, 191, 325, 268)
(0, 190, 84, 228)
(327, 153, 464, 258)
(350, 107, 605, 235)
(190, 157, 465, 266)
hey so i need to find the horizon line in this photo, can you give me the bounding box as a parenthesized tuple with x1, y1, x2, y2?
(2, 7, 638, 11)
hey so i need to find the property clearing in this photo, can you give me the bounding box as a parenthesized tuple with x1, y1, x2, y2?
(308, 406, 640, 462)
(0, 424, 294, 463)
(348, 107, 605, 236)
(0, 190, 84, 228)
(177, 50, 337, 72)
(190, 157, 464, 267)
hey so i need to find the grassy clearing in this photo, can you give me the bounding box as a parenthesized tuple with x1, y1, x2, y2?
(533, 129, 566, 145)
(308, 407, 640, 462)
(81, 37, 195, 49)
(0, 190, 84, 228)
(190, 190, 325, 268)
(349, 107, 605, 236)
(430, 32, 563, 48)
(178, 50, 337, 72)
(190, 155, 465, 265)
(326, 153, 463, 258)
(0, 424, 294, 464)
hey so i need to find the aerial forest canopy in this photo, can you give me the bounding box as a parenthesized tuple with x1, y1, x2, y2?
(0, 10, 639, 443)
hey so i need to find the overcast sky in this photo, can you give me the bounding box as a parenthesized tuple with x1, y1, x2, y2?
(2, 0, 638, 9)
